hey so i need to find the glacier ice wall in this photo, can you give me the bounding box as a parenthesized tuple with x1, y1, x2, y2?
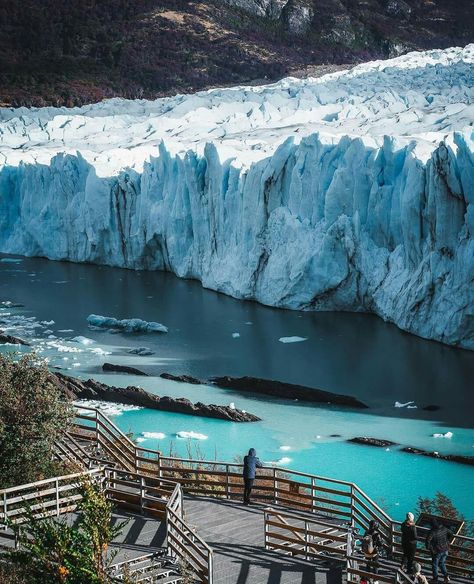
(0, 46, 473, 349)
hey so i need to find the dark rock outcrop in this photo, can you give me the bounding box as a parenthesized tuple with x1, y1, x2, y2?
(102, 362, 148, 376)
(160, 373, 202, 385)
(348, 437, 397, 447)
(401, 447, 474, 466)
(53, 373, 260, 422)
(0, 330, 30, 345)
(210, 376, 368, 408)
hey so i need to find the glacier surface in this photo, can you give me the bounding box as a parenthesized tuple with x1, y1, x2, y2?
(0, 46, 473, 348)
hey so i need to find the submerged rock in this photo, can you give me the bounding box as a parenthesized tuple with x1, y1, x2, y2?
(211, 376, 368, 408)
(0, 330, 30, 345)
(401, 447, 474, 466)
(102, 362, 148, 376)
(53, 372, 260, 422)
(348, 437, 397, 447)
(160, 372, 203, 385)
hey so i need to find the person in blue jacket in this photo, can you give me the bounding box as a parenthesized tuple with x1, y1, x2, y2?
(243, 448, 263, 505)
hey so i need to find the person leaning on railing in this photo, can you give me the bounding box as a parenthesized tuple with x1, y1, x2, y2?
(426, 519, 453, 584)
(242, 448, 263, 505)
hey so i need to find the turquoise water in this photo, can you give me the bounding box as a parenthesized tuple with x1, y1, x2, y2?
(1, 255, 473, 520)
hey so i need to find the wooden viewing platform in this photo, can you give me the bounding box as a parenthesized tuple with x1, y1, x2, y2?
(1, 405, 472, 584)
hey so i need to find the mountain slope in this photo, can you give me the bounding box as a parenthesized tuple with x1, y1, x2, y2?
(0, 0, 472, 107)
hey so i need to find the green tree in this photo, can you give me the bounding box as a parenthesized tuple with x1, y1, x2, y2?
(0, 353, 73, 488)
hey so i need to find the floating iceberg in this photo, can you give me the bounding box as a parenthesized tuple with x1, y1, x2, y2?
(279, 336, 307, 343)
(87, 314, 168, 333)
(141, 431, 166, 439)
(127, 347, 155, 355)
(72, 335, 95, 345)
(279, 445, 291, 451)
(176, 431, 208, 440)
(433, 431, 453, 439)
(0, 46, 473, 348)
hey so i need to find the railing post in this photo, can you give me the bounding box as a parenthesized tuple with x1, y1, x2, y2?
(264, 511, 269, 550)
(2, 492, 7, 530)
(225, 464, 229, 500)
(55, 479, 60, 516)
(311, 477, 316, 514)
(274, 468, 278, 506)
(208, 549, 214, 584)
(350, 484, 355, 527)
(140, 476, 145, 515)
(304, 520, 308, 560)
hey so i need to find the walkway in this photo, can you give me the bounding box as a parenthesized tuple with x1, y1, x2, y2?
(184, 496, 344, 584)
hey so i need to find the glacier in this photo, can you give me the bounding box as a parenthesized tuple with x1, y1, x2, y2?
(0, 46, 473, 349)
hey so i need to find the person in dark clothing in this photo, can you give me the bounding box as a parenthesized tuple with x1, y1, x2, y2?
(426, 519, 453, 583)
(362, 520, 383, 577)
(401, 511, 418, 574)
(242, 448, 263, 505)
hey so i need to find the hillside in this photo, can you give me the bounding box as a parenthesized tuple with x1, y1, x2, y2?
(0, 0, 472, 107)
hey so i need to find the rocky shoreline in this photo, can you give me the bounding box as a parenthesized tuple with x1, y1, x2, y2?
(53, 372, 260, 423)
(0, 330, 30, 345)
(346, 436, 474, 466)
(211, 376, 368, 409)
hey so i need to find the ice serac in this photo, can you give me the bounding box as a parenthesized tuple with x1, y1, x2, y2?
(0, 46, 473, 349)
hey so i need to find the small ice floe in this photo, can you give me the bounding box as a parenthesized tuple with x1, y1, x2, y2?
(136, 437, 147, 443)
(279, 446, 291, 451)
(385, 448, 391, 451)
(128, 347, 155, 356)
(90, 347, 112, 356)
(40, 320, 55, 326)
(316, 435, 321, 439)
(1, 301, 24, 308)
(72, 336, 95, 345)
(176, 431, 208, 440)
(87, 314, 168, 333)
(433, 432, 453, 439)
(276, 457, 291, 466)
(74, 399, 143, 416)
(0, 258, 23, 263)
(279, 336, 307, 343)
(245, 321, 253, 325)
(72, 363, 81, 368)
(229, 402, 236, 410)
(47, 334, 56, 339)
(53, 281, 69, 284)
(395, 401, 417, 408)
(232, 332, 240, 338)
(141, 432, 166, 440)
(58, 329, 74, 333)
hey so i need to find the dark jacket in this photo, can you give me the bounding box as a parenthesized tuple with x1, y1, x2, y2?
(364, 521, 383, 556)
(426, 524, 453, 555)
(243, 448, 263, 479)
(401, 521, 417, 549)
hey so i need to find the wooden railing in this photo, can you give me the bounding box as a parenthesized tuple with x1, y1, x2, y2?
(264, 507, 349, 561)
(166, 483, 213, 584)
(67, 408, 474, 583)
(71, 406, 161, 476)
(0, 467, 106, 550)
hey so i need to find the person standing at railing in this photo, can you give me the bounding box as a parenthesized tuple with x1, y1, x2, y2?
(361, 520, 382, 579)
(401, 512, 418, 574)
(242, 448, 263, 505)
(426, 519, 453, 583)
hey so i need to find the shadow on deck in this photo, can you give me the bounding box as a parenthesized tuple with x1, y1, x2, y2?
(184, 496, 344, 584)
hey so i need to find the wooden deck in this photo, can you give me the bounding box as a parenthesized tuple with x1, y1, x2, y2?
(184, 496, 344, 584)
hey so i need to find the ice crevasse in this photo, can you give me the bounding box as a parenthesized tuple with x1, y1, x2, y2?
(0, 45, 473, 348)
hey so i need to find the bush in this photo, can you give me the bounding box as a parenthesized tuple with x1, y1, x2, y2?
(5, 478, 127, 584)
(0, 353, 73, 488)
